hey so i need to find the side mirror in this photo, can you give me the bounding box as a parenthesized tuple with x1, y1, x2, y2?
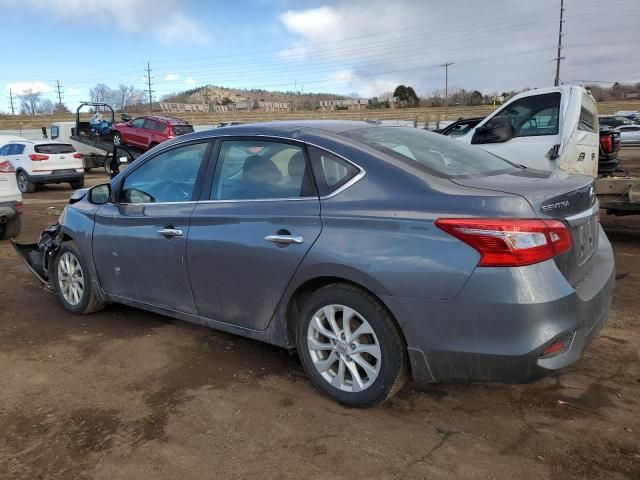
(471, 116, 514, 144)
(88, 183, 111, 205)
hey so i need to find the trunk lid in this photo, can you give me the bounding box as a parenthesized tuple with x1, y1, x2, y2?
(451, 168, 598, 287)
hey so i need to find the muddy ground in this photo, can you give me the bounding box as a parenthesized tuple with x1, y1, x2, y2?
(1, 149, 639, 480)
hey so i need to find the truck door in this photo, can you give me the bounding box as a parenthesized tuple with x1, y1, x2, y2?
(462, 92, 563, 172)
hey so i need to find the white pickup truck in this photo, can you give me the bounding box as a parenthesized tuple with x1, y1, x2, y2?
(455, 85, 638, 214)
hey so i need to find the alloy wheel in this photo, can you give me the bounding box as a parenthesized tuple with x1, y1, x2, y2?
(307, 304, 381, 392)
(17, 173, 28, 192)
(57, 252, 85, 306)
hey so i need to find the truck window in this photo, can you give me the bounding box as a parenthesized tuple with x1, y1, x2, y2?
(578, 94, 598, 133)
(490, 93, 561, 138)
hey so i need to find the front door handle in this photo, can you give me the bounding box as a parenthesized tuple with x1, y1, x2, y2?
(158, 228, 183, 237)
(264, 234, 303, 245)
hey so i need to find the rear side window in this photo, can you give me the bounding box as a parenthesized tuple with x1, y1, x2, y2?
(173, 125, 194, 136)
(341, 127, 519, 178)
(35, 144, 75, 154)
(212, 140, 314, 200)
(578, 94, 598, 132)
(307, 146, 360, 196)
(143, 119, 166, 132)
(8, 144, 25, 155)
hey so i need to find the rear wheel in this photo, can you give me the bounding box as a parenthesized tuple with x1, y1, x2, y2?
(69, 179, 85, 189)
(52, 241, 105, 315)
(0, 215, 21, 240)
(296, 283, 408, 407)
(16, 171, 35, 193)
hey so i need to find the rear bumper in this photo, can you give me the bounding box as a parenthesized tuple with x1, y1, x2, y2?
(30, 171, 84, 184)
(389, 226, 615, 385)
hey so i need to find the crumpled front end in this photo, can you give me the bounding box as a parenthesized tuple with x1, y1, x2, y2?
(11, 223, 63, 285)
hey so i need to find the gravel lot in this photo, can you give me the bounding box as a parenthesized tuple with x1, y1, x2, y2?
(1, 149, 639, 480)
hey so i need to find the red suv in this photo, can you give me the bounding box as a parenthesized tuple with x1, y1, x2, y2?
(112, 115, 194, 150)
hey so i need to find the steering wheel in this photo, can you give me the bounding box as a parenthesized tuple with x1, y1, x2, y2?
(160, 182, 192, 202)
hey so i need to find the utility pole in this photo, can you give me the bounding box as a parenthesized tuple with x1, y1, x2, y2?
(145, 62, 154, 112)
(55, 80, 64, 107)
(554, 0, 565, 86)
(8, 88, 15, 115)
(440, 62, 454, 120)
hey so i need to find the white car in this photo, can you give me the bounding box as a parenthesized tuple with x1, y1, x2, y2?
(615, 125, 640, 145)
(0, 140, 85, 193)
(0, 155, 22, 240)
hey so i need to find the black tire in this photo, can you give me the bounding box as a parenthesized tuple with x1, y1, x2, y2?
(84, 168, 92, 173)
(148, 142, 159, 151)
(112, 132, 123, 147)
(69, 179, 85, 189)
(51, 241, 105, 315)
(16, 171, 36, 193)
(0, 215, 21, 240)
(296, 283, 408, 407)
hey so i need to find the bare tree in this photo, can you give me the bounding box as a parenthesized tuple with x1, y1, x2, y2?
(19, 89, 42, 115)
(116, 84, 143, 111)
(37, 99, 55, 115)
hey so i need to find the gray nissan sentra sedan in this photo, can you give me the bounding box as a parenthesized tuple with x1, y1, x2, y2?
(14, 121, 614, 406)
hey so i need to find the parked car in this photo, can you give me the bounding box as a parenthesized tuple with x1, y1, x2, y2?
(598, 126, 621, 174)
(615, 124, 640, 145)
(111, 115, 194, 151)
(0, 141, 84, 193)
(599, 115, 634, 128)
(14, 122, 614, 406)
(215, 122, 244, 128)
(614, 111, 640, 123)
(0, 154, 22, 240)
(435, 117, 484, 136)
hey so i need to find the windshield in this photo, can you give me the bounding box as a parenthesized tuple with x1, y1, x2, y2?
(340, 127, 519, 178)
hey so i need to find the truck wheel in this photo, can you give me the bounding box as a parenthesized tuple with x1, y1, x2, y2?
(52, 241, 105, 315)
(296, 283, 408, 407)
(0, 215, 21, 240)
(70, 179, 85, 189)
(16, 171, 36, 193)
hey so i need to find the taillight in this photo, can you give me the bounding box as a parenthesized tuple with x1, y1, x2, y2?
(600, 134, 612, 154)
(435, 218, 572, 267)
(73, 153, 82, 159)
(0, 160, 14, 173)
(29, 154, 49, 161)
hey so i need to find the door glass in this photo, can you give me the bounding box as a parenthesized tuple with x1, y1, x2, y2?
(307, 146, 359, 196)
(120, 142, 208, 203)
(212, 140, 314, 200)
(8, 144, 25, 155)
(0, 145, 11, 156)
(131, 118, 145, 128)
(490, 93, 561, 137)
(578, 93, 598, 132)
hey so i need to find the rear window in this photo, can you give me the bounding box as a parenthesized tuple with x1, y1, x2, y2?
(340, 127, 519, 178)
(173, 125, 194, 136)
(34, 144, 75, 154)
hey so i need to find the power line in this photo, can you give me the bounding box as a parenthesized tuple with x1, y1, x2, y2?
(145, 62, 154, 112)
(554, 0, 566, 86)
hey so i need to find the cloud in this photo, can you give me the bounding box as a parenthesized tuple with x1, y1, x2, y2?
(278, 0, 640, 96)
(185, 77, 196, 86)
(67, 87, 82, 97)
(17, 0, 210, 45)
(165, 74, 181, 81)
(5, 81, 52, 95)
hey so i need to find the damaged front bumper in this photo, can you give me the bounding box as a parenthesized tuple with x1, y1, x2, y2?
(11, 223, 63, 285)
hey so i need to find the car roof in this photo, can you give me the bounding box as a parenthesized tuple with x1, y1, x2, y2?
(145, 115, 192, 126)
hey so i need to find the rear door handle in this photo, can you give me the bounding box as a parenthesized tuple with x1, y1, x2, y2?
(264, 234, 303, 245)
(158, 228, 183, 237)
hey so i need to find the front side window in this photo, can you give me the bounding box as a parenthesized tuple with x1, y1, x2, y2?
(131, 118, 145, 128)
(486, 93, 561, 138)
(0, 145, 10, 156)
(341, 127, 519, 178)
(212, 140, 314, 200)
(121, 142, 209, 203)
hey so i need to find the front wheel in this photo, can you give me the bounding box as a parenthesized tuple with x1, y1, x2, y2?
(52, 241, 105, 315)
(69, 179, 85, 189)
(296, 283, 408, 407)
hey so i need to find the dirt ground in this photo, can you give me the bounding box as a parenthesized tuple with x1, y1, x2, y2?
(1, 150, 639, 480)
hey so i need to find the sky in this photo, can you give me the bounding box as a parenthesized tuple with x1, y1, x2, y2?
(0, 0, 639, 112)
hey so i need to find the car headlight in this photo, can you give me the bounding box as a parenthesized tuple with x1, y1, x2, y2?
(58, 206, 68, 225)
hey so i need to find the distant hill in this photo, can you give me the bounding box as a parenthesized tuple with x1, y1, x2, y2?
(161, 84, 346, 109)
